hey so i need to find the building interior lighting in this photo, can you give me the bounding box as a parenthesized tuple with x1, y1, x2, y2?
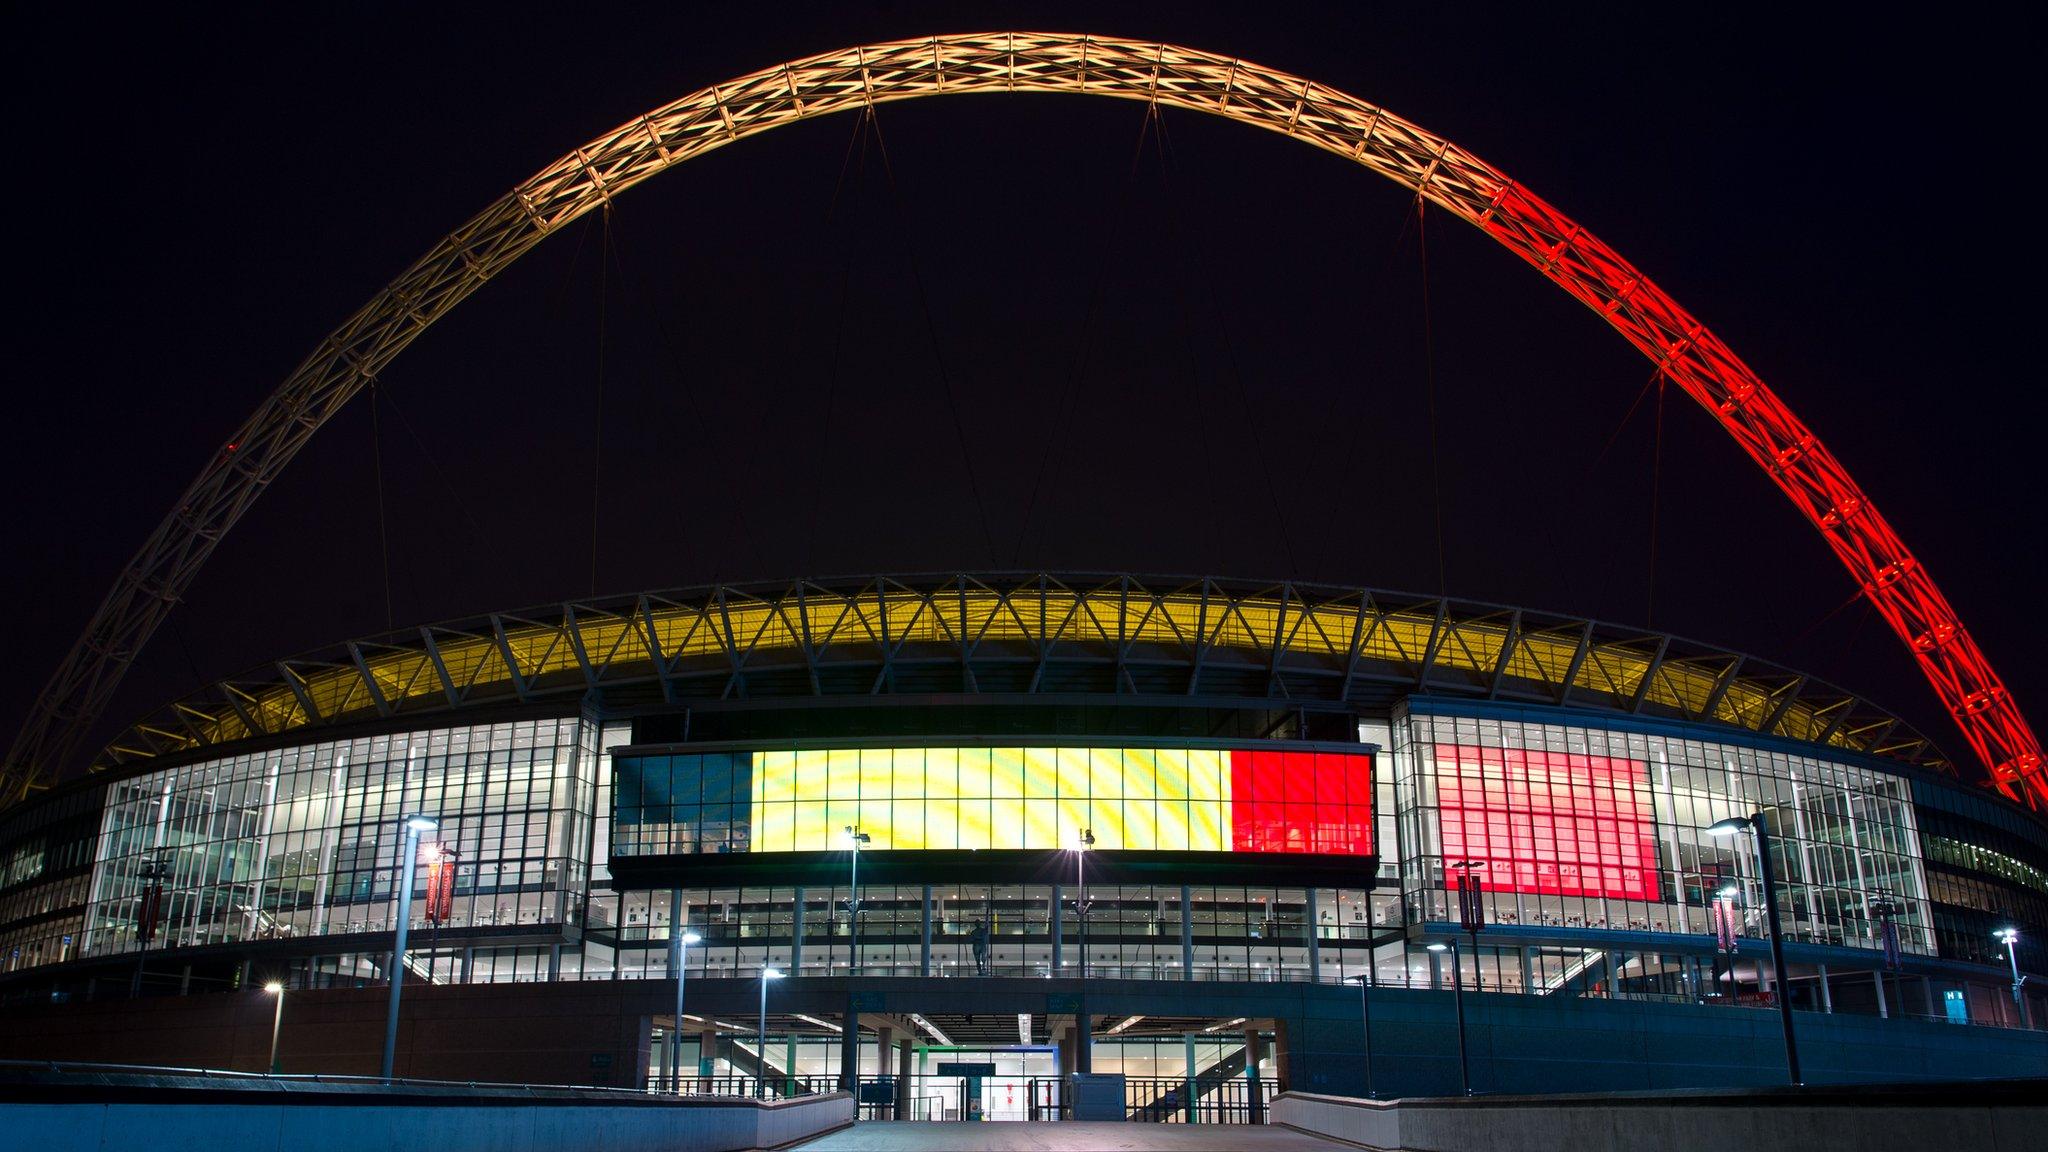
(1106, 1015, 1144, 1035)
(909, 1013, 953, 1045)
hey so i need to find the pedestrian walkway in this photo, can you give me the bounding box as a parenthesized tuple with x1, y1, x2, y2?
(792, 1121, 1345, 1151)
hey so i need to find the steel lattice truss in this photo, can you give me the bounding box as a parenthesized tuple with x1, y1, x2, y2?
(2, 33, 2036, 807)
(90, 574, 1944, 773)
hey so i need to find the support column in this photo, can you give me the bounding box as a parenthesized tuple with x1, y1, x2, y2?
(1818, 964, 1833, 1013)
(1922, 976, 1937, 1019)
(548, 943, 560, 982)
(1305, 889, 1320, 981)
(920, 886, 933, 976)
(1184, 1032, 1199, 1124)
(1271, 1021, 1293, 1095)
(896, 1039, 913, 1119)
(1180, 885, 1195, 980)
(875, 1025, 895, 1106)
(179, 965, 192, 995)
(839, 1003, 860, 1093)
(1051, 883, 1064, 973)
(791, 887, 805, 975)
(461, 946, 473, 983)
(1874, 969, 1889, 1018)
(1243, 1027, 1265, 1120)
(699, 1028, 718, 1091)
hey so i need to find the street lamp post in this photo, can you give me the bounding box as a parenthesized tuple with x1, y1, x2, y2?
(757, 966, 784, 1099)
(670, 917, 701, 1093)
(1708, 813, 1801, 1085)
(264, 981, 285, 1074)
(844, 826, 870, 975)
(1994, 925, 2029, 1027)
(1349, 970, 1377, 1099)
(1074, 828, 1096, 1074)
(380, 814, 437, 1082)
(1427, 940, 1471, 1096)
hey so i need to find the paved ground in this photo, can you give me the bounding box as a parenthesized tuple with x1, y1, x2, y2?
(792, 1121, 1343, 1152)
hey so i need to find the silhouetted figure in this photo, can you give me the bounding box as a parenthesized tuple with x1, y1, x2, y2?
(972, 919, 991, 975)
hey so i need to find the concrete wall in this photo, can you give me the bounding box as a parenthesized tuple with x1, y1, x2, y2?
(1273, 1085, 2045, 1152)
(5, 975, 2047, 1097)
(1273, 983, 2048, 1098)
(1, 1077, 852, 1152)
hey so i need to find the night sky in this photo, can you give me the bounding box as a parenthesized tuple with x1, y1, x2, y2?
(6, 4, 2041, 788)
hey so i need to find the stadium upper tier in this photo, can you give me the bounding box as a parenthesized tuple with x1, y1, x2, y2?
(89, 573, 1946, 778)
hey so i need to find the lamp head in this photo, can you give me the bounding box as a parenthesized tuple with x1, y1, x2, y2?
(1995, 926, 2020, 945)
(405, 815, 439, 833)
(263, 982, 284, 994)
(1717, 884, 1741, 900)
(762, 967, 785, 980)
(1426, 942, 1449, 953)
(681, 930, 702, 946)
(1706, 817, 1749, 837)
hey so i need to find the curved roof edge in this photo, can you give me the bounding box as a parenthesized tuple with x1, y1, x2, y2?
(80, 572, 1949, 782)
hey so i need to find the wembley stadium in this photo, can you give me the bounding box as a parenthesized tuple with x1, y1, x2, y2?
(3, 33, 2046, 1119)
(2, 572, 2045, 1110)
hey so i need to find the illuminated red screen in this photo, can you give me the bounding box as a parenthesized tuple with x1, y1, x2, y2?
(1434, 744, 1657, 900)
(1229, 749, 1374, 855)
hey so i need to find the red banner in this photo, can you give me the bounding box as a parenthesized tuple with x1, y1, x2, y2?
(424, 853, 457, 925)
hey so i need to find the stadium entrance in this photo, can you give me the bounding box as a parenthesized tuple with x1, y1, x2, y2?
(648, 1009, 1280, 1123)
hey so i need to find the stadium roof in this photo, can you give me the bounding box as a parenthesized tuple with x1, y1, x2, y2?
(83, 573, 1947, 780)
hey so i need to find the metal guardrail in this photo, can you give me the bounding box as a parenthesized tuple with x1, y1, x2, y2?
(0, 1057, 685, 1097)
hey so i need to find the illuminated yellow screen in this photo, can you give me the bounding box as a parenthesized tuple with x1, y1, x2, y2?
(612, 744, 1374, 857)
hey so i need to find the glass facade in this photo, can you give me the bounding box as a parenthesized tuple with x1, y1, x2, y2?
(0, 703, 2041, 1029)
(77, 718, 593, 964)
(1394, 710, 1935, 955)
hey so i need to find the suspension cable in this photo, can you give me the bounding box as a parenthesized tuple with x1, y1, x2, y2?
(1149, 108, 1301, 577)
(1646, 372, 1667, 628)
(369, 382, 395, 632)
(1416, 199, 1447, 596)
(1010, 100, 1158, 567)
(804, 108, 878, 574)
(589, 203, 612, 597)
(864, 103, 999, 567)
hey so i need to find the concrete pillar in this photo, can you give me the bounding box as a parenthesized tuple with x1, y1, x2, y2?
(896, 1039, 913, 1119)
(699, 1028, 718, 1091)
(1271, 1021, 1292, 1095)
(238, 958, 252, 990)
(548, 943, 561, 982)
(838, 1002, 859, 1092)
(1184, 1032, 1199, 1123)
(1243, 1027, 1265, 1119)
(179, 965, 192, 995)
(1818, 965, 1833, 1013)
(1429, 949, 1443, 991)
(461, 946, 473, 983)
(1874, 969, 1889, 1018)
(875, 1025, 895, 1094)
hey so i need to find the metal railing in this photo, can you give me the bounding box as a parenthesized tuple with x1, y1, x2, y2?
(639, 1073, 837, 1098)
